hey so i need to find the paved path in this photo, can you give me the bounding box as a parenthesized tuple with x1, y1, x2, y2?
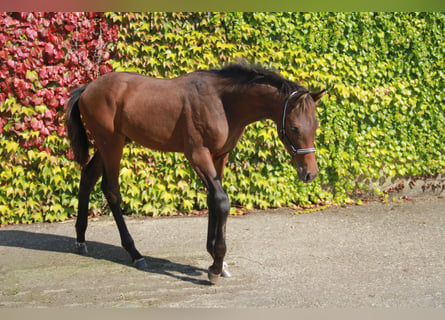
(0, 196, 444, 307)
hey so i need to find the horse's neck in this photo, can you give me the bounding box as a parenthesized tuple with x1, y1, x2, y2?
(224, 85, 283, 127)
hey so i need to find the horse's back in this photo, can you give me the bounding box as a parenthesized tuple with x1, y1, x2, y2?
(78, 71, 227, 153)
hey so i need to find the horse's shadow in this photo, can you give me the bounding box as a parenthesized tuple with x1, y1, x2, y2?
(0, 230, 212, 286)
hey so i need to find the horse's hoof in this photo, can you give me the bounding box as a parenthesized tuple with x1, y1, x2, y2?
(133, 257, 148, 270)
(74, 242, 88, 254)
(208, 268, 220, 285)
(221, 261, 232, 278)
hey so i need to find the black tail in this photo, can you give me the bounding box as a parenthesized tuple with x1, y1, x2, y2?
(65, 85, 89, 166)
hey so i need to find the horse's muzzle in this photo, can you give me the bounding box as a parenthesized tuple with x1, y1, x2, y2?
(297, 168, 318, 183)
(296, 160, 318, 183)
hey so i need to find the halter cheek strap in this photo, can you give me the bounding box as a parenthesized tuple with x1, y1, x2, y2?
(280, 91, 316, 156)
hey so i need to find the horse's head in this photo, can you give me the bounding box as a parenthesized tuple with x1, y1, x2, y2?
(279, 90, 326, 183)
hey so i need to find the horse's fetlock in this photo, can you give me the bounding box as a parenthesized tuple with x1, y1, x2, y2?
(214, 243, 227, 259)
(207, 240, 215, 257)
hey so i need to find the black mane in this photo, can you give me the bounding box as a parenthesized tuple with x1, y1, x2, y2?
(200, 63, 306, 96)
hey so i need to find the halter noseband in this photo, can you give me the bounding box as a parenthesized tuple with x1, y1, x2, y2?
(280, 91, 316, 156)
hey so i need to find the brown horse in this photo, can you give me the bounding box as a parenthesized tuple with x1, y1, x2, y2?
(65, 63, 326, 284)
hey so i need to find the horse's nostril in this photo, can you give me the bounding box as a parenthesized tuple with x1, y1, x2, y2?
(304, 171, 318, 183)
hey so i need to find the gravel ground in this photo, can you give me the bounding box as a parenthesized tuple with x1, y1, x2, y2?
(0, 196, 444, 308)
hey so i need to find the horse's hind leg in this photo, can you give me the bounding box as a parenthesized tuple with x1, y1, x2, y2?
(75, 152, 103, 254)
(100, 137, 147, 270)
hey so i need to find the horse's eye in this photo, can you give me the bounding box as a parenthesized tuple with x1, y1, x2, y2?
(290, 126, 300, 135)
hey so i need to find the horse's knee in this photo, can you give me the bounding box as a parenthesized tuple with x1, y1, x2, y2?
(212, 190, 230, 216)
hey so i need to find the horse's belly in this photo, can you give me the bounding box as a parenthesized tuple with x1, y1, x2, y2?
(121, 118, 186, 153)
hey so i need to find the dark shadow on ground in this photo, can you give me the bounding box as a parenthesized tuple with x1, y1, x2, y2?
(0, 230, 211, 286)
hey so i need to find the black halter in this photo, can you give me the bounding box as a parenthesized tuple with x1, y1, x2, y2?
(280, 91, 316, 156)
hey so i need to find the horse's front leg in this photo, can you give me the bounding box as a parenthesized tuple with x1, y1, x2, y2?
(206, 178, 232, 284)
(186, 148, 232, 284)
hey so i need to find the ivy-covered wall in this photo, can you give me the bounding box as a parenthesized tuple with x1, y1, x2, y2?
(0, 12, 118, 223)
(1, 12, 444, 224)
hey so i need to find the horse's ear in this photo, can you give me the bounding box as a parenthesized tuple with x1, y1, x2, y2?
(289, 91, 309, 104)
(310, 89, 327, 105)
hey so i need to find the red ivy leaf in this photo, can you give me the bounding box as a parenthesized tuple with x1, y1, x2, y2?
(64, 24, 75, 32)
(0, 69, 8, 79)
(32, 96, 44, 105)
(30, 120, 43, 131)
(25, 27, 38, 40)
(48, 97, 59, 108)
(54, 48, 65, 61)
(40, 127, 50, 136)
(7, 59, 16, 68)
(44, 42, 54, 56)
(56, 125, 66, 137)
